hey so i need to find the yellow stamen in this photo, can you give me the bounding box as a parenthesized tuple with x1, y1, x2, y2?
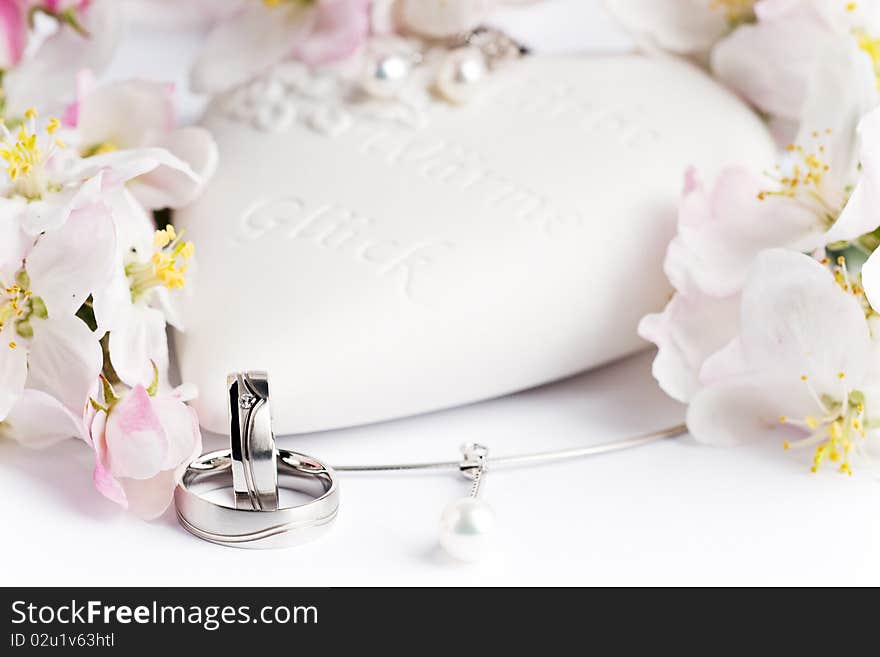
(128, 227, 195, 298)
(709, 0, 756, 24)
(1, 111, 66, 200)
(857, 29, 880, 90)
(153, 225, 176, 248)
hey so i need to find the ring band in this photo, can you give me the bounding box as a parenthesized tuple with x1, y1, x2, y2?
(175, 449, 339, 549)
(228, 371, 278, 510)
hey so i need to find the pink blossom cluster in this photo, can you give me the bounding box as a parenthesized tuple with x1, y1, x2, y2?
(606, 0, 880, 473)
(0, 0, 215, 518)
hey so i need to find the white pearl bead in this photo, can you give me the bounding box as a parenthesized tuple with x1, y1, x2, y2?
(361, 52, 412, 100)
(435, 47, 487, 105)
(439, 498, 497, 562)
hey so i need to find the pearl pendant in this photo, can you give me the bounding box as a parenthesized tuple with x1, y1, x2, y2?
(439, 498, 497, 562)
(435, 47, 488, 105)
(361, 51, 412, 100)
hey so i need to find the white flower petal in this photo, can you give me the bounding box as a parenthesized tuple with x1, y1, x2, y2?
(828, 106, 880, 245)
(829, 183, 876, 246)
(798, 38, 878, 191)
(604, 0, 728, 53)
(862, 247, 880, 313)
(0, 326, 27, 421)
(76, 79, 175, 150)
(738, 249, 871, 396)
(128, 127, 219, 209)
(0, 389, 84, 448)
(638, 291, 740, 403)
(26, 203, 116, 317)
(699, 337, 747, 385)
(687, 374, 815, 446)
(74, 147, 199, 193)
(152, 285, 186, 331)
(711, 4, 832, 120)
(91, 265, 130, 337)
(0, 196, 29, 279)
(26, 315, 102, 412)
(103, 186, 156, 256)
(20, 173, 105, 235)
(108, 305, 169, 388)
(190, 4, 306, 94)
(665, 168, 823, 297)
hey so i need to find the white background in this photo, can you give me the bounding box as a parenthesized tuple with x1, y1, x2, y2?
(2, 1, 879, 587)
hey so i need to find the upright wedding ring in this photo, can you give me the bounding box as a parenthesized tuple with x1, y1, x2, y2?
(229, 371, 278, 510)
(175, 370, 340, 548)
(175, 449, 339, 549)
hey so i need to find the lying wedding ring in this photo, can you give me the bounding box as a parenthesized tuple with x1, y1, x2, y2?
(175, 449, 339, 549)
(228, 371, 278, 510)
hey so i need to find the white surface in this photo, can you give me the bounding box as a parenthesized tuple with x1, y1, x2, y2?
(4, 350, 880, 587)
(4, 1, 879, 587)
(175, 54, 774, 434)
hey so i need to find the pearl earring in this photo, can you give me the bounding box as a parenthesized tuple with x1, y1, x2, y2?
(361, 51, 413, 100)
(434, 47, 488, 105)
(439, 443, 497, 562)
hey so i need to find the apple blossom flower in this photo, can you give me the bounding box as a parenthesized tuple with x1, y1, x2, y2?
(0, 201, 115, 421)
(191, 0, 371, 94)
(660, 166, 822, 300)
(394, 0, 543, 39)
(65, 76, 219, 210)
(687, 249, 880, 475)
(84, 367, 202, 519)
(607, 1, 880, 129)
(93, 215, 194, 387)
(664, 102, 880, 306)
(711, 0, 880, 122)
(2, 0, 122, 118)
(0, 107, 201, 235)
(603, 0, 756, 55)
(641, 104, 880, 405)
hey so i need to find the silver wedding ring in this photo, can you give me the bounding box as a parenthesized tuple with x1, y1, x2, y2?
(175, 449, 339, 549)
(229, 371, 278, 510)
(175, 370, 339, 548)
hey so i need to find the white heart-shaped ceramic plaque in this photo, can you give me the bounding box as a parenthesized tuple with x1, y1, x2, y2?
(175, 54, 775, 435)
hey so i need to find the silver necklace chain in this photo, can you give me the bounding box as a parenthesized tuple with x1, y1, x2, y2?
(332, 424, 686, 474)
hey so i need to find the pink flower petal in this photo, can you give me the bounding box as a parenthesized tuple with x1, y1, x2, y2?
(93, 460, 128, 508)
(104, 385, 169, 480)
(293, 0, 370, 65)
(118, 470, 177, 520)
(0, 0, 27, 69)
